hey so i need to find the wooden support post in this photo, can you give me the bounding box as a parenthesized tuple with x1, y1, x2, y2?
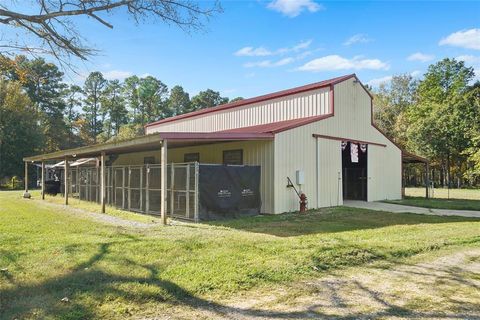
(425, 162, 430, 199)
(64, 157, 69, 205)
(170, 163, 175, 217)
(160, 139, 167, 225)
(185, 164, 190, 219)
(194, 162, 199, 223)
(122, 168, 125, 209)
(140, 166, 143, 212)
(101, 152, 106, 213)
(23, 161, 30, 198)
(128, 166, 131, 211)
(145, 165, 150, 214)
(41, 161, 45, 200)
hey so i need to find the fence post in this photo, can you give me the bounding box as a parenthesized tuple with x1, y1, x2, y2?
(128, 166, 131, 211)
(41, 161, 45, 200)
(122, 167, 126, 209)
(160, 140, 168, 225)
(140, 166, 143, 212)
(101, 152, 106, 213)
(425, 162, 430, 199)
(64, 157, 69, 205)
(194, 162, 199, 223)
(23, 162, 30, 198)
(186, 163, 190, 219)
(145, 165, 150, 214)
(170, 163, 175, 217)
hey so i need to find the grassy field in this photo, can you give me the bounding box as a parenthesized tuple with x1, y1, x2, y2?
(386, 197, 480, 211)
(1, 190, 480, 319)
(405, 186, 480, 200)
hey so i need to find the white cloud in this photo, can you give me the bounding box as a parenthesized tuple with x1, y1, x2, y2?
(277, 40, 313, 55)
(244, 57, 295, 68)
(366, 76, 393, 87)
(267, 0, 324, 17)
(234, 46, 272, 57)
(407, 52, 435, 62)
(439, 28, 480, 50)
(235, 40, 312, 57)
(410, 70, 422, 78)
(298, 55, 390, 72)
(343, 34, 373, 46)
(457, 54, 480, 64)
(103, 70, 133, 80)
(457, 55, 480, 80)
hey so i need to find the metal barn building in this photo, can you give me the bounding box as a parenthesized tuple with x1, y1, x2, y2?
(23, 74, 427, 222)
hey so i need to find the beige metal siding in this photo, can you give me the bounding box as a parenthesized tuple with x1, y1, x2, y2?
(367, 144, 402, 201)
(273, 77, 401, 213)
(112, 141, 275, 214)
(146, 87, 331, 134)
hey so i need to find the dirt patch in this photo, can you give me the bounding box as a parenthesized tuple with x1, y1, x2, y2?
(34, 200, 157, 229)
(148, 249, 480, 319)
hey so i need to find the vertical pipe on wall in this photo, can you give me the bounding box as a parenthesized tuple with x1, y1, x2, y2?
(64, 157, 69, 205)
(101, 152, 106, 213)
(160, 139, 168, 225)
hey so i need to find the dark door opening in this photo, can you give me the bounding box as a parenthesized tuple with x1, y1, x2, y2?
(342, 142, 367, 201)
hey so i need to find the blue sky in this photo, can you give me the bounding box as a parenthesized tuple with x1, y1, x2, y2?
(37, 1, 480, 98)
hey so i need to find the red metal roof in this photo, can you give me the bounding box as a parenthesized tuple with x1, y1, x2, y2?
(145, 74, 356, 128)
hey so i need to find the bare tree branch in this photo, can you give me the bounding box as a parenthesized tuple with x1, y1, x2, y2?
(0, 0, 221, 65)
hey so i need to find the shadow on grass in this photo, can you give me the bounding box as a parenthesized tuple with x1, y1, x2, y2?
(1, 240, 479, 319)
(204, 206, 480, 237)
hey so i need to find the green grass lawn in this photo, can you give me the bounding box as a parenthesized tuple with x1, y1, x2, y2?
(405, 187, 480, 200)
(386, 196, 480, 211)
(1, 190, 480, 319)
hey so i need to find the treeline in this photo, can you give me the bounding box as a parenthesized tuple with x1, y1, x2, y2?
(372, 58, 480, 188)
(0, 55, 242, 180)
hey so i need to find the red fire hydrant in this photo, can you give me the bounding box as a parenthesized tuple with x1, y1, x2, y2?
(299, 193, 308, 212)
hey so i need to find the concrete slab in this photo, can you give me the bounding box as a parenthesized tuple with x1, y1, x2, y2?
(343, 200, 480, 218)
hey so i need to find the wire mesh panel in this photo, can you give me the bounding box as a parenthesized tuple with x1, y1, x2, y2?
(113, 167, 125, 208)
(66, 162, 199, 221)
(169, 163, 198, 221)
(128, 166, 143, 212)
(147, 165, 162, 215)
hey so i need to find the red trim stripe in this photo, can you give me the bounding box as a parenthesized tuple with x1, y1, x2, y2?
(312, 134, 387, 147)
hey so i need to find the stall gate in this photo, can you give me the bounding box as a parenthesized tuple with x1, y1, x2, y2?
(66, 163, 199, 221)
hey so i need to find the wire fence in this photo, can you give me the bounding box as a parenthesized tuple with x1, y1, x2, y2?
(64, 162, 199, 221)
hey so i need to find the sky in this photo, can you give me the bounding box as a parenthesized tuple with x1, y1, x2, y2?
(10, 1, 480, 99)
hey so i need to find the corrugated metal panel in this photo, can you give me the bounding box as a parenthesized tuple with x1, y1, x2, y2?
(111, 141, 275, 214)
(146, 87, 331, 134)
(168, 141, 274, 214)
(273, 77, 401, 213)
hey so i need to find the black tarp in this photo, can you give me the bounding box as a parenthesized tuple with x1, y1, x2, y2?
(198, 165, 261, 220)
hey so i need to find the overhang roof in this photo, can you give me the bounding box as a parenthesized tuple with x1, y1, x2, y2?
(23, 131, 274, 162)
(402, 150, 428, 164)
(145, 74, 356, 128)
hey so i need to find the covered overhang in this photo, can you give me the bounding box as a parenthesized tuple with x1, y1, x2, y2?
(401, 150, 429, 199)
(402, 150, 428, 164)
(22, 131, 273, 224)
(23, 132, 274, 162)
